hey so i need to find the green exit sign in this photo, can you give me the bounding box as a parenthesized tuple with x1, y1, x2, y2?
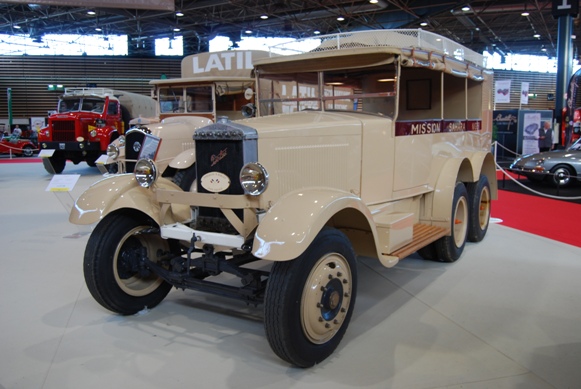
(47, 84, 64, 91)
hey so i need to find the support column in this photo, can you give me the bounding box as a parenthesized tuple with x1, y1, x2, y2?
(552, 0, 579, 145)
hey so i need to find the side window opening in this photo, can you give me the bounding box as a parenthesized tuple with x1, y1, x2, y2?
(185, 86, 212, 113)
(159, 87, 183, 113)
(107, 101, 118, 115)
(323, 65, 397, 117)
(257, 65, 397, 117)
(258, 72, 320, 116)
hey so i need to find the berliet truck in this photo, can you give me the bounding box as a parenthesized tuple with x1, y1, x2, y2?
(38, 87, 157, 174)
(71, 30, 497, 367)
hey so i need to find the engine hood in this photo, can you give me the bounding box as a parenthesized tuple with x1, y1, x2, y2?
(50, 112, 99, 121)
(234, 111, 373, 138)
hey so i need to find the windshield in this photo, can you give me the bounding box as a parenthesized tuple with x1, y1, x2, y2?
(568, 138, 581, 151)
(159, 86, 213, 113)
(58, 97, 106, 113)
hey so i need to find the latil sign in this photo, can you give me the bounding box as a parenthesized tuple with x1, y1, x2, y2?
(193, 51, 253, 74)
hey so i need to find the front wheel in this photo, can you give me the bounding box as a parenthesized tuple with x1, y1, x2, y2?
(83, 213, 172, 315)
(22, 145, 34, 157)
(264, 228, 357, 367)
(42, 156, 66, 174)
(549, 165, 574, 187)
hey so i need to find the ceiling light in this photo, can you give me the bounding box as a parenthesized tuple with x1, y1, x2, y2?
(377, 78, 396, 82)
(541, 48, 547, 52)
(87, 10, 96, 15)
(461, 6, 470, 12)
(369, 0, 379, 3)
(314, 30, 320, 35)
(260, 14, 268, 20)
(420, 22, 428, 27)
(521, 12, 530, 16)
(175, 11, 184, 17)
(95, 27, 102, 32)
(13, 25, 21, 29)
(245, 29, 252, 34)
(337, 16, 345, 21)
(173, 27, 181, 32)
(534, 34, 540, 38)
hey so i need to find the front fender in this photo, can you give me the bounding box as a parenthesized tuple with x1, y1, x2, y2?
(252, 188, 372, 261)
(69, 174, 190, 225)
(169, 148, 195, 170)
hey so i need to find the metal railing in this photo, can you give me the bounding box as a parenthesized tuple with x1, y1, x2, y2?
(493, 141, 581, 201)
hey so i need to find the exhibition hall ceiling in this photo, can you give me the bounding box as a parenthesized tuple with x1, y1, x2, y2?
(0, 0, 578, 58)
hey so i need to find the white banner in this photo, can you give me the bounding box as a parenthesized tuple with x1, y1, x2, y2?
(522, 112, 541, 155)
(495, 79, 511, 104)
(520, 82, 529, 105)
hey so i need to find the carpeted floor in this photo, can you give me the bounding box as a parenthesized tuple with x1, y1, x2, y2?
(492, 189, 581, 248)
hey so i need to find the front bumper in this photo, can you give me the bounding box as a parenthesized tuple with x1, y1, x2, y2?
(507, 163, 548, 179)
(160, 222, 246, 249)
(41, 141, 101, 152)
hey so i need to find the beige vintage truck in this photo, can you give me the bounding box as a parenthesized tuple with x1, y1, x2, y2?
(71, 30, 497, 367)
(103, 50, 269, 186)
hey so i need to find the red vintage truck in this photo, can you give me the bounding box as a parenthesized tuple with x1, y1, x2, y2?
(37, 87, 156, 173)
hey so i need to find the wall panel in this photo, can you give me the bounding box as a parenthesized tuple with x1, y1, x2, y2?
(0, 55, 181, 121)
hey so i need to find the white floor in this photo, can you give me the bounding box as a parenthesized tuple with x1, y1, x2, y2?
(1, 161, 580, 389)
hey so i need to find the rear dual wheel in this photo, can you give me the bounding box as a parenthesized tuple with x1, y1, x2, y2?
(418, 182, 469, 262)
(466, 175, 491, 243)
(434, 182, 469, 262)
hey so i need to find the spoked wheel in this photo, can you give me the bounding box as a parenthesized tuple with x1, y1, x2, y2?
(83, 213, 173, 315)
(434, 182, 469, 262)
(264, 228, 357, 368)
(22, 145, 34, 157)
(466, 175, 491, 242)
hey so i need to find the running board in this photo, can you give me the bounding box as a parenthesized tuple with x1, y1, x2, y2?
(379, 224, 449, 267)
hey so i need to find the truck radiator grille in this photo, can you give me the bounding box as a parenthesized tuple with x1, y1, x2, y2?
(52, 121, 76, 142)
(194, 121, 258, 234)
(124, 130, 147, 173)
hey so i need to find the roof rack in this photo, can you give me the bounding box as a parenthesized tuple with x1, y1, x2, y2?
(269, 29, 484, 68)
(63, 87, 115, 97)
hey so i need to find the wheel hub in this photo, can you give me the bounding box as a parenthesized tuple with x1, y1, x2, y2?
(301, 254, 352, 344)
(320, 278, 343, 321)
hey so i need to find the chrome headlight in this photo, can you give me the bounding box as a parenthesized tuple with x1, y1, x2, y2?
(107, 143, 119, 159)
(89, 129, 98, 138)
(240, 162, 268, 196)
(134, 159, 158, 188)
